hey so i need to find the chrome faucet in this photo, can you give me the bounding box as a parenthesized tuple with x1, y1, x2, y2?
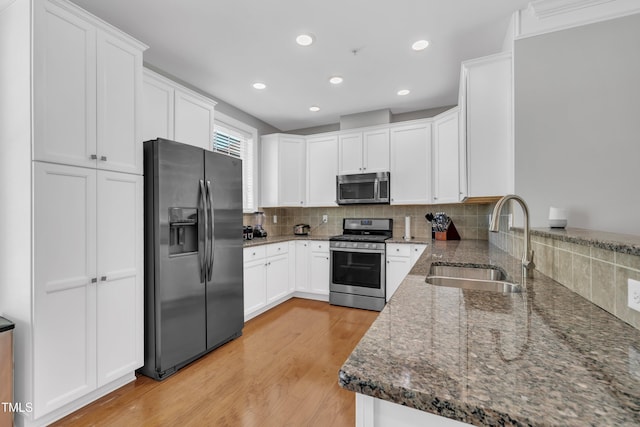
(489, 194, 535, 278)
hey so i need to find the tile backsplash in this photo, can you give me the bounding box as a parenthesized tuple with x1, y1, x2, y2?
(244, 203, 494, 240)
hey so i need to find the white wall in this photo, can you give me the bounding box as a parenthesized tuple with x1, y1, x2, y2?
(514, 12, 640, 236)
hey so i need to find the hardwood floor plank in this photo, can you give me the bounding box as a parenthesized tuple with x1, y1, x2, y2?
(52, 298, 377, 427)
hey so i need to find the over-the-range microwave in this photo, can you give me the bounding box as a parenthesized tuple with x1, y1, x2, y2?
(336, 172, 390, 205)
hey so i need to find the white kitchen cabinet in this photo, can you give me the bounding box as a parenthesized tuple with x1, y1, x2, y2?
(306, 135, 338, 206)
(386, 243, 428, 301)
(295, 241, 310, 292)
(338, 128, 389, 174)
(260, 134, 306, 207)
(288, 241, 297, 293)
(33, 0, 145, 174)
(389, 121, 432, 205)
(459, 52, 513, 199)
(308, 241, 330, 295)
(33, 162, 143, 418)
(2, 1, 146, 424)
(432, 108, 461, 203)
(142, 68, 217, 150)
(243, 243, 291, 320)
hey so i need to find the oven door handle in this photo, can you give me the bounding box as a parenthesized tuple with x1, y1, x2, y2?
(329, 247, 386, 254)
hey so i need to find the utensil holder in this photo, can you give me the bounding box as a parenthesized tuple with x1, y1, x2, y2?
(435, 221, 460, 241)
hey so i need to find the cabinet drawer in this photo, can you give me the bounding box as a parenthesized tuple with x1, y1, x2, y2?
(310, 241, 329, 253)
(387, 244, 411, 257)
(266, 242, 288, 257)
(244, 246, 266, 262)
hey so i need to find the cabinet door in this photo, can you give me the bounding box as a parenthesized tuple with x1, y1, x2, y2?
(363, 129, 390, 173)
(96, 31, 143, 174)
(288, 241, 297, 293)
(390, 122, 432, 204)
(142, 71, 174, 142)
(433, 110, 460, 203)
(96, 171, 143, 386)
(33, 1, 97, 168)
(243, 258, 266, 317)
(386, 256, 411, 302)
(33, 162, 97, 417)
(338, 132, 363, 174)
(295, 241, 310, 291)
(266, 254, 290, 303)
(309, 243, 330, 295)
(278, 136, 306, 206)
(410, 244, 427, 266)
(174, 89, 215, 150)
(307, 135, 338, 206)
(463, 54, 513, 198)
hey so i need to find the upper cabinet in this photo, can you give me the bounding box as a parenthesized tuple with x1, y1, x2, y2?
(261, 134, 306, 207)
(432, 108, 461, 204)
(338, 128, 389, 174)
(459, 52, 513, 199)
(33, 0, 146, 174)
(306, 134, 338, 207)
(142, 68, 216, 150)
(390, 121, 432, 205)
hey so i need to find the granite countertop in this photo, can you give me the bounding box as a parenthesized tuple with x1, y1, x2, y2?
(339, 240, 640, 426)
(243, 234, 332, 247)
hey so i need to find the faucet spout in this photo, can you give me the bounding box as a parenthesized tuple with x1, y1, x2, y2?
(489, 194, 535, 278)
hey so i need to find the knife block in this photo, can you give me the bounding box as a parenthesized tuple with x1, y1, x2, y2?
(435, 221, 460, 241)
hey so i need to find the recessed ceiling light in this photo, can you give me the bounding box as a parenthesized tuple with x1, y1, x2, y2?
(329, 76, 343, 85)
(412, 40, 430, 51)
(296, 34, 315, 46)
(309, 106, 320, 112)
(252, 82, 266, 90)
(397, 89, 410, 96)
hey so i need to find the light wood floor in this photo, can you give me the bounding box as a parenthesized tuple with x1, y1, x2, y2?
(53, 298, 378, 427)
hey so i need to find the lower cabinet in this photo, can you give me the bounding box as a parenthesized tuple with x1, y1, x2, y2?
(308, 242, 330, 295)
(386, 243, 427, 302)
(33, 162, 143, 420)
(243, 242, 290, 320)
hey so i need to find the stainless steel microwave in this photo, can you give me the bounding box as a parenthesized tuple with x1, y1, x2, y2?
(336, 172, 390, 205)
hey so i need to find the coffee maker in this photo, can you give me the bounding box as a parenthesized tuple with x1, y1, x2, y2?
(252, 211, 267, 238)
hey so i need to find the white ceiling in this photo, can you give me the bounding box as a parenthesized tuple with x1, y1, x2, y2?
(70, 0, 531, 131)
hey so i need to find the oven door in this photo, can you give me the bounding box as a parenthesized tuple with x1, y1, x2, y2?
(330, 247, 385, 298)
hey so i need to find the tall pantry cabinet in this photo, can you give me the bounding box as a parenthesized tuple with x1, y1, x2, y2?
(0, 0, 146, 425)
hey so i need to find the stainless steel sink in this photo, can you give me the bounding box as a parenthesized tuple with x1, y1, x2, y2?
(427, 264, 522, 293)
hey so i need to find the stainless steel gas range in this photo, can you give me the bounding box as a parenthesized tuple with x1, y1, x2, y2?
(329, 218, 393, 311)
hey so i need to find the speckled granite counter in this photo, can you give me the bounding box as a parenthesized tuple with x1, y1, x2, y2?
(531, 227, 640, 256)
(339, 240, 640, 426)
(243, 234, 331, 247)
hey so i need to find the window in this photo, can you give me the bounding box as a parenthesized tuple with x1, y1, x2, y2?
(212, 116, 257, 212)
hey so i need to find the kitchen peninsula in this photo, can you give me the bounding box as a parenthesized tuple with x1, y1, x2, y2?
(340, 240, 640, 426)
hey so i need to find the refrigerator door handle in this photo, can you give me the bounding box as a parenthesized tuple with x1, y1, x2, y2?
(199, 179, 208, 283)
(206, 180, 214, 281)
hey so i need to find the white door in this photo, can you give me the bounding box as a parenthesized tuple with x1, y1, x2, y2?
(338, 132, 363, 174)
(142, 71, 174, 142)
(390, 123, 432, 204)
(363, 129, 390, 173)
(33, 162, 97, 417)
(96, 31, 143, 174)
(307, 135, 338, 206)
(278, 136, 306, 206)
(174, 89, 215, 150)
(33, 1, 97, 169)
(266, 254, 289, 303)
(309, 243, 330, 295)
(433, 110, 460, 203)
(96, 171, 143, 386)
(295, 241, 309, 291)
(243, 259, 266, 317)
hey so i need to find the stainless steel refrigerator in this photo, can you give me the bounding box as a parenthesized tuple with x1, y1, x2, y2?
(140, 138, 243, 380)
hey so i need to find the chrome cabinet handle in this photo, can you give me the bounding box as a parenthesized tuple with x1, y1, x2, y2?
(91, 277, 97, 283)
(100, 155, 107, 161)
(101, 276, 107, 281)
(90, 154, 98, 160)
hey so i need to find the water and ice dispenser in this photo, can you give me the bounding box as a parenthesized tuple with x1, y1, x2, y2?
(169, 207, 198, 255)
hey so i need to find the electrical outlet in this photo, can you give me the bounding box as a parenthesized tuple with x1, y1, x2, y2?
(322, 214, 328, 223)
(273, 215, 277, 224)
(628, 278, 640, 312)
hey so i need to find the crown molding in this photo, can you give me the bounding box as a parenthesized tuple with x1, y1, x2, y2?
(529, 0, 616, 19)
